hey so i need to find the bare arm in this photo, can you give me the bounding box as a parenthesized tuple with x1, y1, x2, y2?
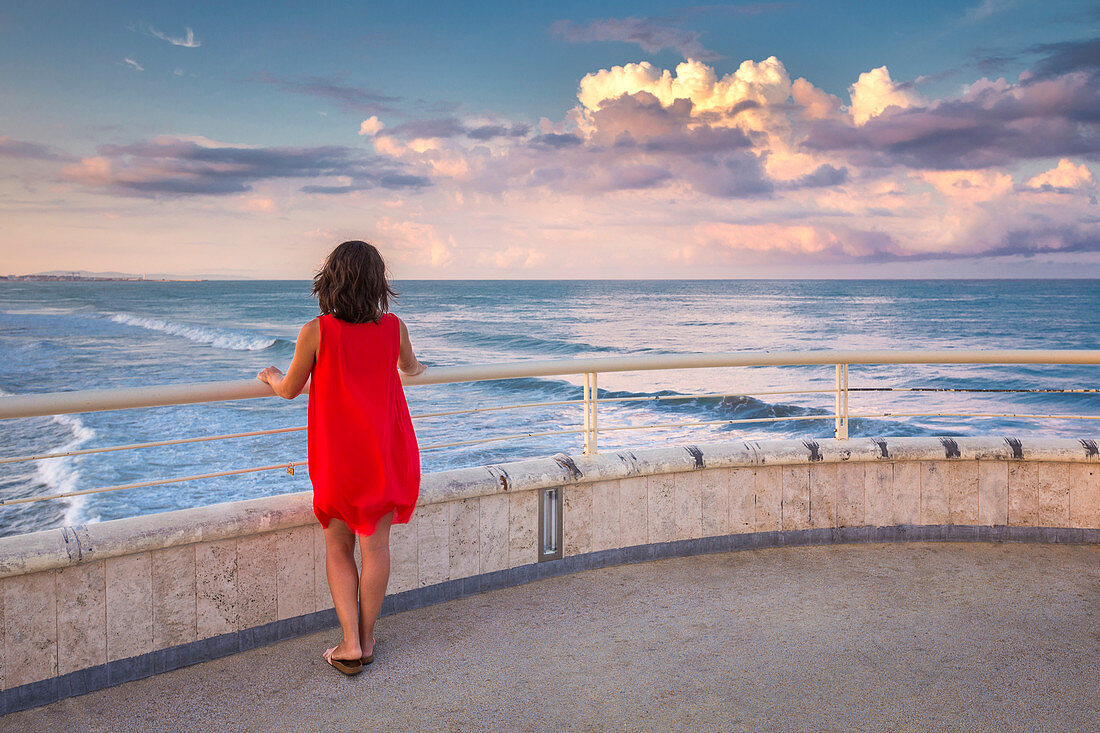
(256, 319, 320, 399)
(397, 316, 427, 376)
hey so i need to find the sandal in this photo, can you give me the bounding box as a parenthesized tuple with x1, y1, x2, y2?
(323, 646, 364, 676)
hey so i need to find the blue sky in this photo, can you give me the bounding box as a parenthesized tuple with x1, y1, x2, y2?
(1, 1, 1098, 277)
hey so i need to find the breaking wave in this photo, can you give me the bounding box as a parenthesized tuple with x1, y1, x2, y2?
(110, 313, 281, 351)
(0, 388, 99, 526)
(46, 414, 99, 525)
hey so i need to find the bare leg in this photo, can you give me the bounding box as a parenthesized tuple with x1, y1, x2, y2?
(323, 519, 362, 661)
(357, 510, 394, 658)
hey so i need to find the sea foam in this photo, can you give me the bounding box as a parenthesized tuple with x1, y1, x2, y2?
(110, 313, 277, 351)
(45, 414, 99, 525)
(0, 388, 99, 525)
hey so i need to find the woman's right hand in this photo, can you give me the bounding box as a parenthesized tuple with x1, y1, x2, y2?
(257, 366, 283, 386)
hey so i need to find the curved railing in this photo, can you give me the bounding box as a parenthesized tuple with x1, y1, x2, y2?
(2, 349, 1100, 511)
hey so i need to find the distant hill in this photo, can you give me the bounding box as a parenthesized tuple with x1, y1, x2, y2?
(2, 270, 209, 282)
(33, 270, 152, 278)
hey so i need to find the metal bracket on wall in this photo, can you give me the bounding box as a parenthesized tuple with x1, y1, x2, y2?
(538, 487, 563, 562)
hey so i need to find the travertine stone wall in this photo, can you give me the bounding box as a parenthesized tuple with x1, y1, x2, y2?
(0, 436, 1097, 709)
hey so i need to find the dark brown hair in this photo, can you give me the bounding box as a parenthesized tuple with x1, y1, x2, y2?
(312, 241, 397, 323)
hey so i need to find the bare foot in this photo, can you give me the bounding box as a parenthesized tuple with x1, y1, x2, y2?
(361, 634, 376, 659)
(323, 641, 361, 663)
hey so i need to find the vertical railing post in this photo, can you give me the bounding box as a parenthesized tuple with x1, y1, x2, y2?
(583, 372, 599, 455)
(590, 371, 598, 454)
(834, 363, 849, 440)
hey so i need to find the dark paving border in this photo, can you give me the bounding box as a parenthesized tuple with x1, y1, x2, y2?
(4, 523, 1097, 715)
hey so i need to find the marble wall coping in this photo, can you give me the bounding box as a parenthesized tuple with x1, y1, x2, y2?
(1, 435, 1095, 579)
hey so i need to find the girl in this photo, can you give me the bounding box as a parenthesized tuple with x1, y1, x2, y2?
(257, 240, 425, 676)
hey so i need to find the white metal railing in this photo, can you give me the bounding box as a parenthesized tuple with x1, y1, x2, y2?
(2, 349, 1100, 510)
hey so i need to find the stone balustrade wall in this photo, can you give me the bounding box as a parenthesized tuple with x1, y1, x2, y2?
(0, 436, 1097, 713)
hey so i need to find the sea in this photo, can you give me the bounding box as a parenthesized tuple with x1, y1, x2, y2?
(1, 279, 1099, 538)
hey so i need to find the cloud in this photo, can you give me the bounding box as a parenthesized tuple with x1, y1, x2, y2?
(383, 117, 466, 139)
(848, 66, 921, 125)
(576, 58, 791, 115)
(805, 68, 1100, 169)
(985, 224, 1100, 257)
(1025, 158, 1096, 189)
(145, 25, 200, 48)
(1028, 36, 1100, 80)
(687, 222, 903, 263)
(44, 47, 1096, 275)
(962, 0, 1016, 25)
(239, 196, 277, 213)
(379, 117, 530, 142)
(467, 122, 530, 140)
(123, 57, 144, 72)
(789, 164, 848, 189)
(477, 245, 546, 269)
(791, 78, 842, 119)
(529, 132, 583, 148)
(60, 136, 429, 196)
(359, 116, 384, 136)
(375, 218, 455, 267)
(552, 16, 720, 61)
(0, 135, 71, 161)
(256, 73, 401, 114)
(921, 169, 1014, 202)
(367, 57, 835, 200)
(972, 35, 1099, 79)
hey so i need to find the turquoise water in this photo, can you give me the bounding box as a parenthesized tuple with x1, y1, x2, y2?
(1, 279, 1098, 536)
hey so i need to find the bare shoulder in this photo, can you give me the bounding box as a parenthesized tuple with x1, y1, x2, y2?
(391, 313, 409, 333)
(298, 318, 321, 344)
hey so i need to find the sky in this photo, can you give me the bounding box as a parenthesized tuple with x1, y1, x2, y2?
(1, 0, 1098, 279)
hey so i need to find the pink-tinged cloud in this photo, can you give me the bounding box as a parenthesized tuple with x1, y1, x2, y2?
(687, 222, 903, 263)
(60, 136, 430, 196)
(11, 43, 1100, 275)
(375, 218, 455, 267)
(805, 70, 1100, 169)
(1025, 158, 1096, 190)
(848, 66, 921, 125)
(358, 116, 384, 136)
(0, 135, 71, 161)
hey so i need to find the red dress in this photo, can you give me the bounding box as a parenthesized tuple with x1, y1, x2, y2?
(307, 312, 420, 535)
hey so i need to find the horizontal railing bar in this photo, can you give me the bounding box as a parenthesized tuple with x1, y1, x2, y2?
(598, 414, 834, 432)
(850, 411, 1100, 420)
(850, 387, 1100, 394)
(597, 388, 836, 404)
(585, 405, 1100, 433)
(419, 428, 587, 451)
(0, 461, 308, 508)
(0, 426, 307, 465)
(0, 388, 838, 465)
(414, 389, 841, 420)
(8, 406, 1100, 507)
(10, 380, 1096, 464)
(4, 349, 1100, 419)
(408, 350, 1100, 386)
(410, 399, 585, 419)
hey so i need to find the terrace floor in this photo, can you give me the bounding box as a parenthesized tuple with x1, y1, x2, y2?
(5, 542, 1099, 733)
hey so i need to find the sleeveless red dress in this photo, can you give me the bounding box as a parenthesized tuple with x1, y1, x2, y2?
(307, 313, 420, 535)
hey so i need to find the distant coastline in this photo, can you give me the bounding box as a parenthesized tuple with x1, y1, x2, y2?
(1, 271, 204, 282)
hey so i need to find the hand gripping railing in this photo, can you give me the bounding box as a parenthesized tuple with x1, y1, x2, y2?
(3, 349, 1100, 509)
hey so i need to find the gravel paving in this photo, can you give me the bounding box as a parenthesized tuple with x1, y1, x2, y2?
(4, 541, 1098, 733)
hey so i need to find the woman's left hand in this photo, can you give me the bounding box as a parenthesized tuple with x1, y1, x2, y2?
(257, 366, 284, 385)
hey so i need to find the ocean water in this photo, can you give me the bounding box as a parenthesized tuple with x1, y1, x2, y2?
(1, 279, 1099, 537)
